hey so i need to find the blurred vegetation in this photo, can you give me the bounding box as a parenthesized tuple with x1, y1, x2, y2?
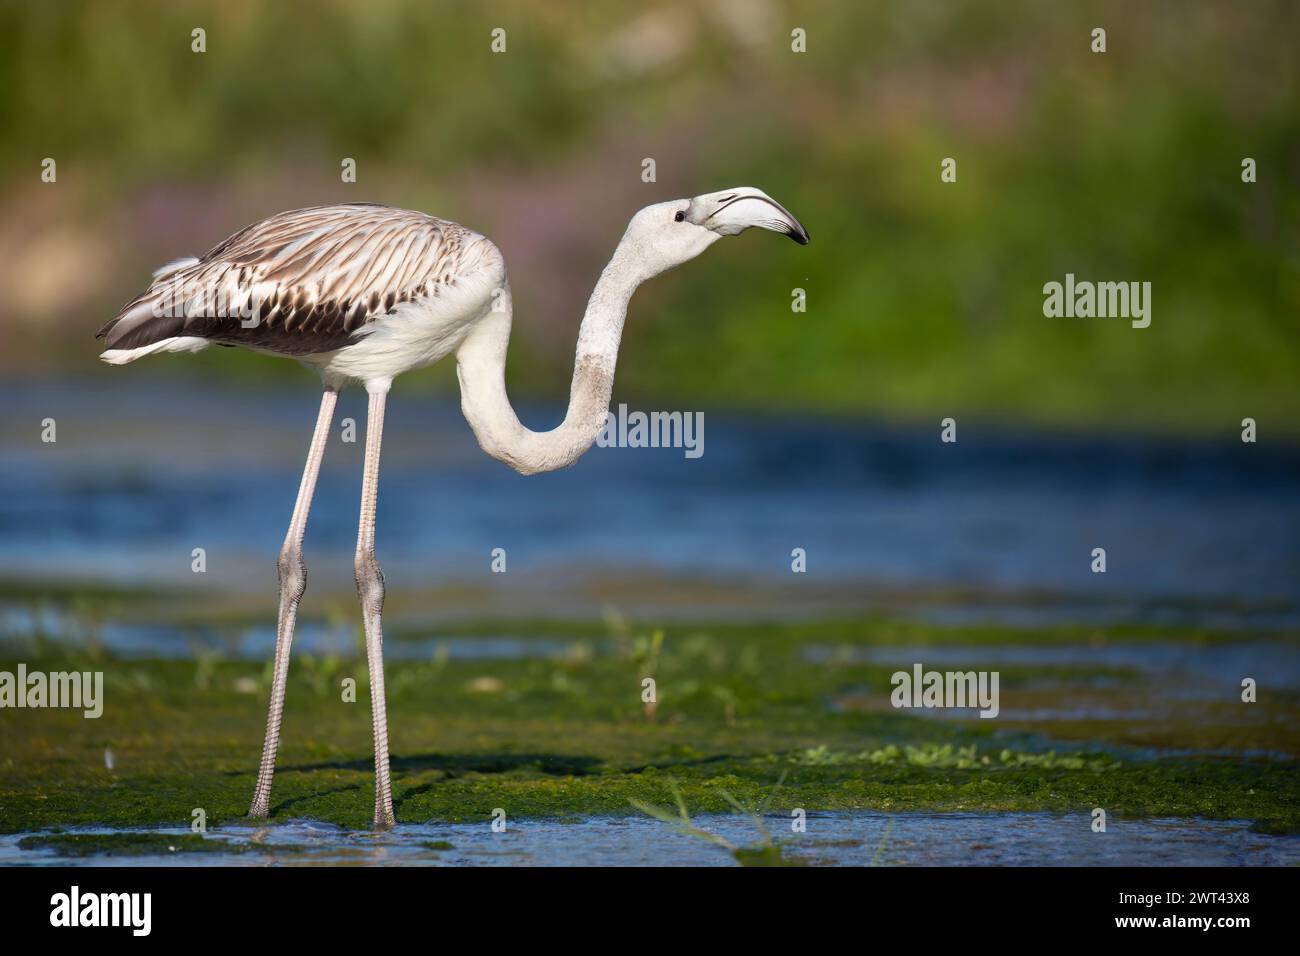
(0, 0, 1297, 431)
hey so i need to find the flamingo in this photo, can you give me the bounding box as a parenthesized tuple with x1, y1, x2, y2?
(96, 188, 809, 828)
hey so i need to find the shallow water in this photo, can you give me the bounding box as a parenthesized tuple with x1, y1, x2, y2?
(0, 606, 578, 661)
(3, 378, 1298, 626)
(808, 640, 1300, 690)
(814, 639, 1300, 748)
(5, 812, 1296, 867)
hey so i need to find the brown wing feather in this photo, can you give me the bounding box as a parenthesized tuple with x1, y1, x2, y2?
(97, 203, 473, 355)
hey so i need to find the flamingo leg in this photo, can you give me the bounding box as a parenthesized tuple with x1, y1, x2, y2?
(249, 386, 338, 819)
(355, 386, 396, 829)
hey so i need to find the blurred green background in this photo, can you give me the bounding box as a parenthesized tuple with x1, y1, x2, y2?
(1, 0, 1296, 431)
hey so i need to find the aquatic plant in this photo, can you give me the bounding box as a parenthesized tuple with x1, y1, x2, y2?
(869, 819, 895, 867)
(629, 776, 805, 867)
(630, 629, 664, 722)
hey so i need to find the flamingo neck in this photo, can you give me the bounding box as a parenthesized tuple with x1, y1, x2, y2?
(454, 241, 646, 475)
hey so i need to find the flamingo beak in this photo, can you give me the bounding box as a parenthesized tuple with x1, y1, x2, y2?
(686, 187, 810, 244)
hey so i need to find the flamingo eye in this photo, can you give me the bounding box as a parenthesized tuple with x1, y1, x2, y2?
(674, 210, 685, 222)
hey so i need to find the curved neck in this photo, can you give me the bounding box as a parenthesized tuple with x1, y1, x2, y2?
(455, 241, 645, 475)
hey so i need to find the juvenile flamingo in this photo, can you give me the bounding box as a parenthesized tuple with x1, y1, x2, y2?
(96, 188, 809, 828)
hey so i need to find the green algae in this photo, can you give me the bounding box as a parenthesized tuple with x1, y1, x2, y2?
(1, 615, 1297, 836)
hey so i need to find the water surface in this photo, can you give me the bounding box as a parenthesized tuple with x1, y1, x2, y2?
(6, 812, 1297, 867)
(3, 378, 1297, 626)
